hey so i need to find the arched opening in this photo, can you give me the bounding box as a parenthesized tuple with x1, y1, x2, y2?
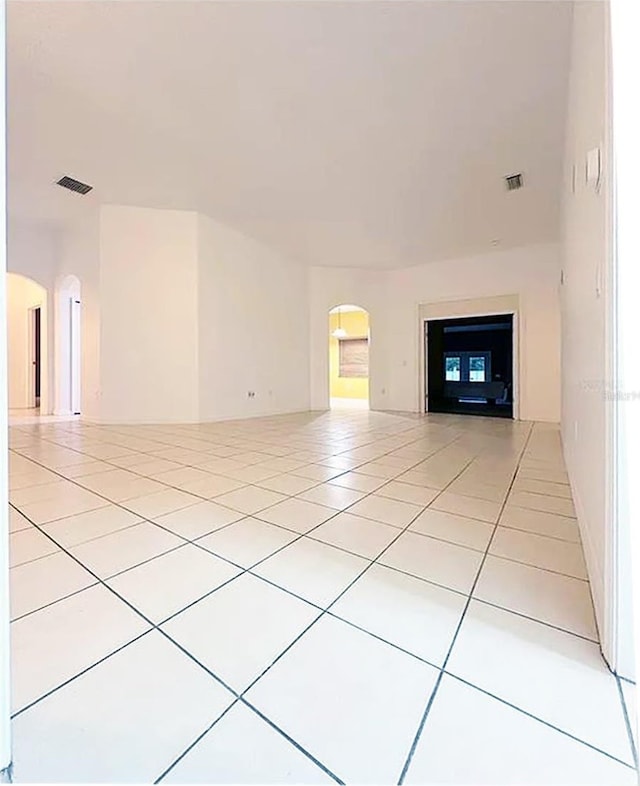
(328, 304, 370, 410)
(55, 275, 82, 415)
(6, 273, 49, 414)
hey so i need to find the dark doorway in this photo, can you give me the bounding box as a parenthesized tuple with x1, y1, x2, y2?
(426, 313, 513, 418)
(34, 306, 41, 407)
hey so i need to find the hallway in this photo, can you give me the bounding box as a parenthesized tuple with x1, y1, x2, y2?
(7, 411, 638, 783)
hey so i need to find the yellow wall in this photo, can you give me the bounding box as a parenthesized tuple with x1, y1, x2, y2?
(329, 310, 370, 400)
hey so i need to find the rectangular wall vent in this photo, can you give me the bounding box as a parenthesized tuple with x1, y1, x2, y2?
(56, 176, 93, 195)
(504, 173, 523, 191)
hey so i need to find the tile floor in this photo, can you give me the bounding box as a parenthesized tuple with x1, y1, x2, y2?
(5, 409, 638, 784)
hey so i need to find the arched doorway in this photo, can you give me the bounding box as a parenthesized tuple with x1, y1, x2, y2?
(56, 274, 82, 415)
(6, 273, 49, 413)
(328, 304, 370, 410)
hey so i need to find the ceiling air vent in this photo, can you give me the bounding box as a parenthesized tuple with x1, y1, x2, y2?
(56, 175, 93, 195)
(504, 173, 523, 191)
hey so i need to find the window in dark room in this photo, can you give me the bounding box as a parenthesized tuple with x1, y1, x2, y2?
(426, 314, 513, 419)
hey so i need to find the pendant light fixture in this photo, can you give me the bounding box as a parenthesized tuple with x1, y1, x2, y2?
(332, 306, 347, 338)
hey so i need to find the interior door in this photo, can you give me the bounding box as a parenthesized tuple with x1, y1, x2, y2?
(34, 306, 41, 407)
(70, 298, 81, 414)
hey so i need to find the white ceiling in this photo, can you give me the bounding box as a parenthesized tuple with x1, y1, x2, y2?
(7, 0, 573, 269)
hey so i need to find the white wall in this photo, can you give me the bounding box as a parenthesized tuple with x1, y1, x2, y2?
(6, 273, 48, 411)
(560, 0, 616, 667)
(310, 242, 562, 422)
(7, 222, 58, 414)
(99, 205, 199, 423)
(198, 214, 310, 421)
(7, 221, 57, 291)
(611, 0, 640, 688)
(1, 0, 11, 768)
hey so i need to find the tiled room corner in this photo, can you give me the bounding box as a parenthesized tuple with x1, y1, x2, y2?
(6, 410, 639, 784)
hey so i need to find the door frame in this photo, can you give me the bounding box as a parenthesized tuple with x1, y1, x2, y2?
(418, 295, 520, 420)
(70, 297, 81, 415)
(27, 303, 44, 409)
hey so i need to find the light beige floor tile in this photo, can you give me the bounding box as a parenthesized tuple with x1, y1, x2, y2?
(253, 538, 368, 608)
(291, 464, 347, 482)
(346, 495, 423, 528)
(42, 505, 143, 548)
(331, 563, 466, 666)
(394, 470, 449, 489)
(223, 465, 284, 483)
(328, 472, 386, 493)
(490, 527, 588, 579)
(180, 473, 247, 498)
(11, 631, 235, 783)
(9, 507, 32, 533)
(69, 522, 185, 579)
(162, 701, 332, 783)
(308, 512, 399, 559)
(513, 476, 572, 499)
(245, 614, 439, 784)
(410, 508, 494, 552)
(151, 466, 216, 488)
(214, 486, 288, 515)
(404, 675, 637, 785)
(430, 491, 501, 523)
(10, 528, 60, 567)
(354, 461, 401, 480)
(499, 505, 581, 542)
(447, 479, 508, 503)
(256, 498, 337, 533)
(474, 555, 597, 640)
(197, 517, 298, 567)
(125, 459, 184, 476)
(107, 544, 240, 622)
(11, 584, 150, 712)
(298, 483, 367, 511)
(10, 552, 98, 620)
(17, 492, 110, 525)
(162, 574, 319, 692)
(153, 501, 244, 539)
(509, 489, 576, 518)
(447, 601, 634, 763)
(621, 680, 638, 751)
(124, 488, 203, 518)
(10, 480, 71, 506)
(255, 473, 319, 495)
(374, 481, 440, 506)
(378, 531, 484, 595)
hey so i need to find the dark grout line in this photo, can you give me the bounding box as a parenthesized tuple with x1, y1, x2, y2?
(507, 501, 578, 522)
(10, 628, 154, 719)
(6, 420, 470, 770)
(145, 433, 480, 782)
(396, 670, 445, 784)
(484, 551, 590, 583)
(241, 698, 346, 784)
(10, 415, 614, 783)
(9, 578, 102, 625)
(494, 520, 582, 545)
(444, 671, 637, 771)
(469, 596, 600, 644)
(10, 499, 345, 785)
(397, 420, 536, 784)
(616, 674, 639, 770)
(152, 699, 239, 784)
